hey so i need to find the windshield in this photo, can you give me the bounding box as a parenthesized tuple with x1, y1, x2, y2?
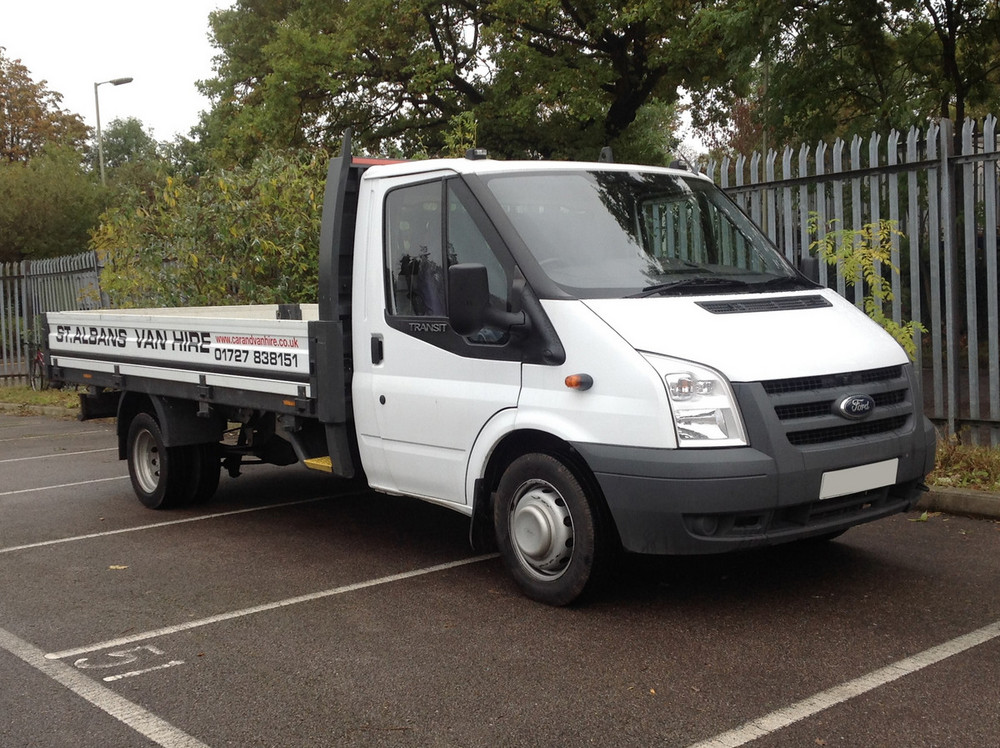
(482, 170, 801, 298)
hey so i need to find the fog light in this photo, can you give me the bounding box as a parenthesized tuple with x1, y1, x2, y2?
(689, 514, 720, 537)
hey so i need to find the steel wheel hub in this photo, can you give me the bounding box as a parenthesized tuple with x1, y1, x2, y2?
(510, 481, 574, 578)
(133, 429, 161, 493)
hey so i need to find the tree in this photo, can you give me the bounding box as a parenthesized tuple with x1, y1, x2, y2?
(694, 0, 1000, 152)
(198, 0, 745, 163)
(474, 0, 745, 159)
(0, 145, 105, 261)
(909, 0, 1000, 123)
(0, 47, 89, 162)
(95, 117, 159, 171)
(86, 116, 171, 191)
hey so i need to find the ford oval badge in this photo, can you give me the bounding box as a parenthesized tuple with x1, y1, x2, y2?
(835, 393, 875, 420)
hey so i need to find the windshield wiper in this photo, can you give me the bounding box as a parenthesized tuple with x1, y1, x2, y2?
(628, 277, 750, 298)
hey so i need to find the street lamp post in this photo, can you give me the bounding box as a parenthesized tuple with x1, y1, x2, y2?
(94, 77, 134, 186)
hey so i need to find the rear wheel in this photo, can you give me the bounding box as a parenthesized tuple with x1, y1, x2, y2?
(126, 413, 196, 509)
(28, 357, 46, 391)
(191, 443, 221, 504)
(493, 453, 612, 606)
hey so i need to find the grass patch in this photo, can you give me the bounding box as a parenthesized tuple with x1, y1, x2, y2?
(929, 437, 1000, 492)
(0, 385, 80, 410)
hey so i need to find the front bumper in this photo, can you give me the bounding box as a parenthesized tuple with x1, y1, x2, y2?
(572, 371, 937, 555)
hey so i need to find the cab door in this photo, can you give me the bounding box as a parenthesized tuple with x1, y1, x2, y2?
(353, 174, 522, 506)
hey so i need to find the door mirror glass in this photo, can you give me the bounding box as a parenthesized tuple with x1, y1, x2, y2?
(448, 263, 490, 335)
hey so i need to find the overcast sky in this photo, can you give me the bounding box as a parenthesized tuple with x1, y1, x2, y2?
(5, 1, 228, 142)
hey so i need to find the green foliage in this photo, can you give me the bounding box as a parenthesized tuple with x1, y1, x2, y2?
(198, 0, 739, 164)
(808, 214, 926, 359)
(697, 0, 1000, 152)
(0, 49, 101, 261)
(441, 112, 479, 158)
(0, 385, 80, 411)
(90, 117, 159, 171)
(0, 145, 105, 261)
(93, 149, 325, 307)
(88, 117, 175, 197)
(612, 101, 683, 167)
(930, 436, 1000, 491)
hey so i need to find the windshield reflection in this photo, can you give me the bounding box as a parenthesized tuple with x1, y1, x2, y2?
(484, 170, 798, 299)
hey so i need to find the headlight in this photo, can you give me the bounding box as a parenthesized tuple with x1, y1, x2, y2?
(646, 355, 747, 447)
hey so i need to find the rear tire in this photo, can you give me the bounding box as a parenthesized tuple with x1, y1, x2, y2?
(493, 453, 612, 606)
(126, 413, 196, 509)
(191, 443, 221, 504)
(28, 358, 45, 391)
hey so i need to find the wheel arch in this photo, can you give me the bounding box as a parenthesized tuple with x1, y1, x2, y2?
(117, 392, 225, 459)
(469, 428, 620, 552)
(116, 392, 155, 460)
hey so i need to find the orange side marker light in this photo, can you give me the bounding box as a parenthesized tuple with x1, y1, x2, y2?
(564, 373, 594, 391)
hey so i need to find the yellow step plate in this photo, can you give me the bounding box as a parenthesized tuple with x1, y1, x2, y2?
(303, 456, 333, 473)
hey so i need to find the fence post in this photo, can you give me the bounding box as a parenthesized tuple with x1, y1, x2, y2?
(939, 119, 960, 437)
(814, 141, 829, 287)
(868, 131, 883, 314)
(961, 119, 981, 441)
(887, 129, 902, 327)
(782, 147, 794, 262)
(984, 116, 1000, 446)
(905, 126, 924, 381)
(849, 135, 865, 306)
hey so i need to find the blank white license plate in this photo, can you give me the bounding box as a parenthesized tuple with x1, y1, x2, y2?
(819, 458, 899, 500)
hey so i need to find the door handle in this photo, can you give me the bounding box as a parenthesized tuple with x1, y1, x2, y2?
(371, 335, 384, 364)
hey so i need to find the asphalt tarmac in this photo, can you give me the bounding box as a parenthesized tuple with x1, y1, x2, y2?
(2, 413, 998, 747)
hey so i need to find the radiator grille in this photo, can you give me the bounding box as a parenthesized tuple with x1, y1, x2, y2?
(762, 365, 902, 395)
(759, 366, 913, 447)
(774, 389, 907, 421)
(787, 415, 910, 446)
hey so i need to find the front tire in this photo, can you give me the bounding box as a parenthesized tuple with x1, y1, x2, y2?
(493, 453, 612, 606)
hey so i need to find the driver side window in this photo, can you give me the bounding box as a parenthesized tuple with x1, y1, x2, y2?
(384, 179, 513, 334)
(385, 181, 445, 317)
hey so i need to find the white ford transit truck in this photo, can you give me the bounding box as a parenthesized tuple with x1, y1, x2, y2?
(46, 133, 936, 605)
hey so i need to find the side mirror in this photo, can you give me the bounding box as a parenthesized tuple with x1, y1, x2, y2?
(448, 263, 527, 336)
(448, 263, 490, 335)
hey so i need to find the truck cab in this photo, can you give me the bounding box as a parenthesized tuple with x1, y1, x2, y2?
(343, 150, 936, 604)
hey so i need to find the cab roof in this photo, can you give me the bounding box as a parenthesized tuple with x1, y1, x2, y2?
(355, 155, 711, 184)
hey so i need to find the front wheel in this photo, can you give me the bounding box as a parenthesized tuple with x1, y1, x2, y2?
(493, 453, 612, 606)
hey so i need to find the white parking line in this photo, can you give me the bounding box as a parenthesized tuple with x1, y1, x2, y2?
(0, 447, 117, 464)
(0, 626, 209, 748)
(46, 554, 499, 661)
(0, 475, 129, 498)
(687, 619, 1000, 747)
(0, 428, 112, 444)
(0, 496, 336, 555)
